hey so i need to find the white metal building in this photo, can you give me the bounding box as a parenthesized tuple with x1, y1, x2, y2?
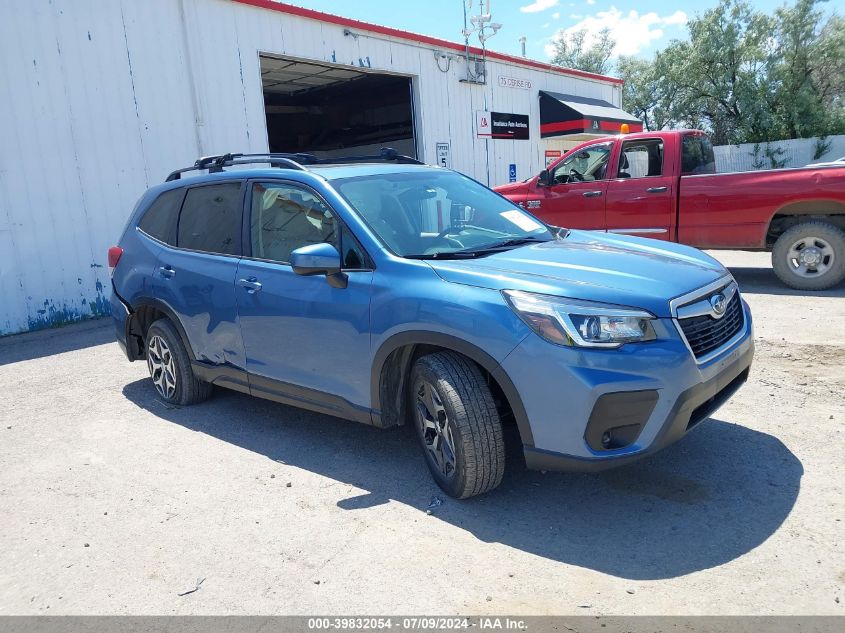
(0, 0, 635, 335)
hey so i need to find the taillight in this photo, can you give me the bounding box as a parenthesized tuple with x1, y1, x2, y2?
(108, 246, 124, 277)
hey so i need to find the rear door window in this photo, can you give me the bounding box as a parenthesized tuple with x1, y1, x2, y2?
(177, 183, 243, 255)
(617, 139, 664, 178)
(138, 188, 184, 245)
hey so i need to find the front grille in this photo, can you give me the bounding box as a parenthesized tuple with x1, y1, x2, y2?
(678, 293, 744, 358)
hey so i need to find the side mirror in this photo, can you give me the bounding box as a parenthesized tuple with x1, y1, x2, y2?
(537, 169, 550, 186)
(290, 242, 347, 288)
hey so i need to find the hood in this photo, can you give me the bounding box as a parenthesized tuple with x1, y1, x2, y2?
(426, 230, 728, 317)
(493, 179, 533, 195)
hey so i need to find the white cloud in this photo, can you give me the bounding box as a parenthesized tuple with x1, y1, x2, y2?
(552, 11, 560, 19)
(587, 0, 595, 5)
(662, 10, 688, 25)
(520, 0, 559, 13)
(545, 6, 688, 57)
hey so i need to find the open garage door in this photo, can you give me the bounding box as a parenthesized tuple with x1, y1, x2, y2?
(260, 54, 417, 159)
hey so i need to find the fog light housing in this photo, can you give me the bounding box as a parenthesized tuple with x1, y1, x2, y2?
(585, 390, 659, 451)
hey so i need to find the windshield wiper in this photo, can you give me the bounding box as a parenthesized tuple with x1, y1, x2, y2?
(405, 236, 553, 260)
(456, 236, 551, 255)
(405, 251, 487, 260)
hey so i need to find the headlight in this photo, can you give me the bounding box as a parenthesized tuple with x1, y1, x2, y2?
(502, 290, 656, 348)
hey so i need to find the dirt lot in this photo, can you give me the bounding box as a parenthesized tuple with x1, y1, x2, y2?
(0, 250, 843, 615)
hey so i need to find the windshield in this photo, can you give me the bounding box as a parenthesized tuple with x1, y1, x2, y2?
(332, 170, 554, 258)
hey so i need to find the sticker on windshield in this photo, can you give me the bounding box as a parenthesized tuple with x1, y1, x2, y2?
(500, 210, 543, 232)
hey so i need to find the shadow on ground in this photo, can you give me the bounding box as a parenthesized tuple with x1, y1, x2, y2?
(728, 266, 845, 297)
(122, 378, 802, 580)
(0, 319, 113, 366)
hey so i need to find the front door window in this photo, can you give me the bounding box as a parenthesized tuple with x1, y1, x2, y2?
(551, 143, 612, 184)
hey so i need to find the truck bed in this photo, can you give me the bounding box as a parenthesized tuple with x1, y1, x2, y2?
(678, 166, 845, 249)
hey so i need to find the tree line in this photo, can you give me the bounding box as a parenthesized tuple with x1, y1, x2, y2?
(550, 0, 844, 146)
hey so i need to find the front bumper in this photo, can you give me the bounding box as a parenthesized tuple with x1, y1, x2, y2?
(501, 299, 754, 471)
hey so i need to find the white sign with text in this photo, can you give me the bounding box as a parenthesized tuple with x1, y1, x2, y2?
(498, 76, 532, 90)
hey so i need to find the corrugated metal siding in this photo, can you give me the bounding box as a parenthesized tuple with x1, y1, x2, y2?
(715, 135, 845, 173)
(0, 0, 621, 335)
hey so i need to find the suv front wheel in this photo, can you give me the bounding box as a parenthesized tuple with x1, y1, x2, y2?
(410, 351, 505, 499)
(145, 318, 213, 406)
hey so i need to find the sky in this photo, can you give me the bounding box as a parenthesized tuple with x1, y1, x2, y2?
(282, 0, 789, 65)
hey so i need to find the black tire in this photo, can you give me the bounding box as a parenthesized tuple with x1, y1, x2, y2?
(772, 221, 845, 290)
(409, 351, 505, 499)
(145, 318, 213, 406)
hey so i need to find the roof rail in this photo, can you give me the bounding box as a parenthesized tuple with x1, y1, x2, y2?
(313, 147, 423, 165)
(165, 154, 307, 182)
(164, 147, 423, 182)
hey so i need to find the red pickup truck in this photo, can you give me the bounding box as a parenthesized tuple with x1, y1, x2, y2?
(495, 130, 845, 290)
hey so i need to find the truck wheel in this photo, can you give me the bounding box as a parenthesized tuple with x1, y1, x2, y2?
(145, 318, 213, 406)
(410, 351, 505, 499)
(772, 221, 845, 290)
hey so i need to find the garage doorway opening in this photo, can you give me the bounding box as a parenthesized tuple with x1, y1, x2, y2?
(260, 54, 417, 159)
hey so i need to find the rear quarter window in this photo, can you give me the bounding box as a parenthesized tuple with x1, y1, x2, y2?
(138, 188, 184, 245)
(177, 183, 243, 255)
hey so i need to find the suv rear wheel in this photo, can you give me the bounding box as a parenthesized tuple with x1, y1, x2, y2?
(410, 351, 505, 499)
(145, 319, 213, 406)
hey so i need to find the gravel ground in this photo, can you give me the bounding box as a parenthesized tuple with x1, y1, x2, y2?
(0, 250, 842, 615)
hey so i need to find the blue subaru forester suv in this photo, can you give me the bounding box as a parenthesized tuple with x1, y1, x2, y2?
(110, 151, 754, 498)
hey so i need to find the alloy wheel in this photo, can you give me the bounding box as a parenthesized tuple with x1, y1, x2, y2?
(147, 335, 177, 399)
(415, 380, 457, 478)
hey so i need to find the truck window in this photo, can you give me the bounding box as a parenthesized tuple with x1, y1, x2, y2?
(551, 142, 612, 184)
(618, 139, 664, 179)
(681, 134, 716, 175)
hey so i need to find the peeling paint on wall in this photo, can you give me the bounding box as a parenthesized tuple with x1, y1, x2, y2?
(7, 276, 111, 337)
(22, 290, 110, 334)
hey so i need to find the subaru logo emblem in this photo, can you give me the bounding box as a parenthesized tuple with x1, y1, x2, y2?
(710, 293, 727, 316)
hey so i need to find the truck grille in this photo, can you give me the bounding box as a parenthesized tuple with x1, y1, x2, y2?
(678, 293, 744, 358)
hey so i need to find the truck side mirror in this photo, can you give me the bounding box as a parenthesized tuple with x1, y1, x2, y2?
(538, 169, 550, 186)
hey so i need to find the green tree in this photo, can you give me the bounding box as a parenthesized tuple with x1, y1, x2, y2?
(643, 0, 844, 143)
(656, 0, 774, 144)
(550, 27, 615, 75)
(767, 1, 845, 139)
(552, 0, 845, 144)
(616, 56, 673, 132)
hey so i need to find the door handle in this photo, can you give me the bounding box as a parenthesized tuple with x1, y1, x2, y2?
(646, 186, 668, 193)
(582, 191, 603, 198)
(238, 277, 262, 294)
(159, 265, 175, 279)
